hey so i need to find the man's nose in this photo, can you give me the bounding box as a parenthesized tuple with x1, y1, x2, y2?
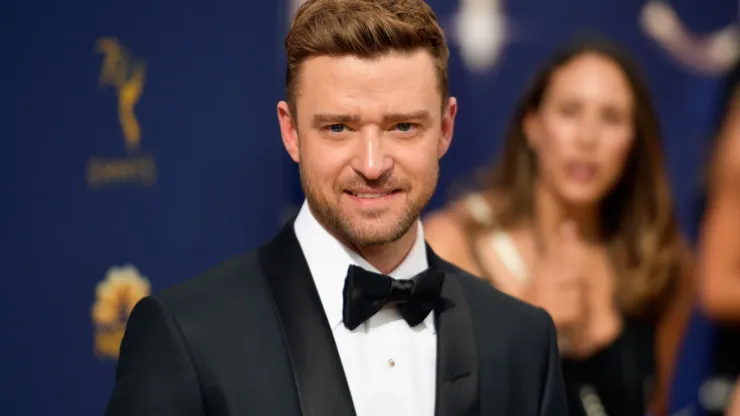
(350, 129, 393, 180)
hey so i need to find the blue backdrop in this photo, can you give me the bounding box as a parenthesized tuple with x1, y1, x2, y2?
(3, 0, 738, 414)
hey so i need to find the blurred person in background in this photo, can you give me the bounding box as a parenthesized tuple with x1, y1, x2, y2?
(424, 39, 694, 416)
(697, 58, 740, 416)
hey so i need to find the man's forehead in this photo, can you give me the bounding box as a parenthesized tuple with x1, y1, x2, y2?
(293, 52, 443, 117)
(300, 52, 438, 87)
(301, 100, 442, 121)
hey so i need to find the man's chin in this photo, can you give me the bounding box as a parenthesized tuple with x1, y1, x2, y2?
(335, 216, 405, 244)
(344, 230, 406, 247)
(341, 208, 402, 225)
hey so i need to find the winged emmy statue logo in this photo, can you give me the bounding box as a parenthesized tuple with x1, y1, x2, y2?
(96, 37, 146, 152)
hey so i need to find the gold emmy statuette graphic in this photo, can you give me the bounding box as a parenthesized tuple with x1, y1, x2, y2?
(92, 265, 151, 359)
(87, 37, 157, 189)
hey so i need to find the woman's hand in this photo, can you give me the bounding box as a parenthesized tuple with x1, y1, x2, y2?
(521, 221, 587, 332)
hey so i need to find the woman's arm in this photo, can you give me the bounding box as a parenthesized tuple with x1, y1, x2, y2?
(727, 380, 740, 416)
(699, 92, 740, 322)
(651, 243, 697, 416)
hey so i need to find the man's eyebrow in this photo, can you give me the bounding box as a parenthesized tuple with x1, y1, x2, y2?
(311, 114, 361, 126)
(311, 110, 431, 126)
(383, 110, 431, 122)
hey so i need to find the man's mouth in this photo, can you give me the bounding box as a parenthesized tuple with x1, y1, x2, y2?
(344, 190, 400, 199)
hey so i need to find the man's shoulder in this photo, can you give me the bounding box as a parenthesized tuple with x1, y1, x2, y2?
(437, 259, 552, 329)
(153, 248, 265, 316)
(438, 260, 557, 370)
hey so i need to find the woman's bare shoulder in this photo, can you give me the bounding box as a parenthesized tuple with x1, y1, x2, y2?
(423, 200, 477, 267)
(423, 203, 468, 247)
(423, 200, 494, 276)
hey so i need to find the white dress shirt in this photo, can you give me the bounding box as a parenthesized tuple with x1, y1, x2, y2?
(293, 201, 437, 416)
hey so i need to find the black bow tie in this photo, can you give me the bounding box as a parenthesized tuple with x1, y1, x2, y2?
(342, 264, 445, 331)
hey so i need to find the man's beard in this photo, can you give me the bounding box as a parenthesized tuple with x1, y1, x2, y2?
(299, 162, 437, 248)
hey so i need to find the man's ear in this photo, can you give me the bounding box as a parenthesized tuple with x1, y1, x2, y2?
(277, 101, 299, 162)
(438, 96, 458, 158)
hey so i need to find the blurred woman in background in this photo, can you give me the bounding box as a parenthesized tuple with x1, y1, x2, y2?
(697, 59, 740, 416)
(424, 39, 694, 416)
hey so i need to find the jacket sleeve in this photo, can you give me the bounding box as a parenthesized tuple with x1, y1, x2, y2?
(105, 296, 205, 416)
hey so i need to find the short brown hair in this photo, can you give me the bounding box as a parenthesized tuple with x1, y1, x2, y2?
(284, 0, 449, 112)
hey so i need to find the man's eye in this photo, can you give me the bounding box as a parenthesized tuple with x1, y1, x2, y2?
(395, 123, 414, 132)
(328, 124, 346, 133)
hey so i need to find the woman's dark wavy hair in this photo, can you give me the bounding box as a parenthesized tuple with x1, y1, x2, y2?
(468, 37, 685, 319)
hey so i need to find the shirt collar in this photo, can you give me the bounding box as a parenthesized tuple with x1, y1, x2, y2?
(293, 200, 431, 331)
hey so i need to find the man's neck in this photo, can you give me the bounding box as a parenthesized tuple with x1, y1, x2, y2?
(353, 222, 419, 275)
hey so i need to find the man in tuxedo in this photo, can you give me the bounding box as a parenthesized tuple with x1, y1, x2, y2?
(105, 0, 568, 415)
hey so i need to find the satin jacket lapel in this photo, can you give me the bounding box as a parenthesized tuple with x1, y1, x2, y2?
(259, 220, 357, 416)
(427, 245, 480, 416)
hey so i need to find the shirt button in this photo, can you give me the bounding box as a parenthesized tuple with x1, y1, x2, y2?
(388, 358, 395, 368)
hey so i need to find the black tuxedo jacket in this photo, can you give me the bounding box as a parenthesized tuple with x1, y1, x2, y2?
(106, 221, 568, 415)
